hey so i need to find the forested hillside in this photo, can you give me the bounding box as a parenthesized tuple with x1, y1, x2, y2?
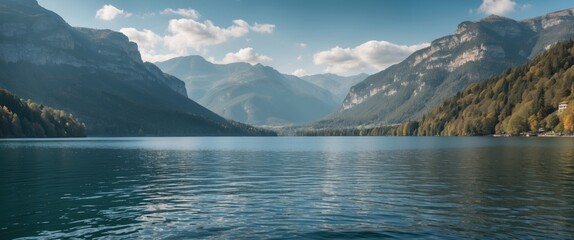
(411, 40, 574, 136)
(298, 40, 574, 136)
(319, 9, 574, 127)
(0, 89, 86, 137)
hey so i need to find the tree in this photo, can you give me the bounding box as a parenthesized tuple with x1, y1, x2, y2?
(507, 115, 529, 135)
(545, 114, 560, 131)
(0, 89, 86, 138)
(528, 114, 540, 132)
(560, 104, 574, 133)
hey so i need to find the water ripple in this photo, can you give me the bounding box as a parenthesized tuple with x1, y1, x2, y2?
(1, 137, 574, 239)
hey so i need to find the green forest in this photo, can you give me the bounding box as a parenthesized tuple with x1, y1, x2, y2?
(298, 40, 574, 136)
(0, 89, 86, 138)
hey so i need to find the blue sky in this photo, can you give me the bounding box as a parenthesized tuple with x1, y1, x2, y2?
(38, 0, 574, 76)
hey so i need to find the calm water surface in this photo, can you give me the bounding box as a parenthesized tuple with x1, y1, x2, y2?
(1, 137, 573, 239)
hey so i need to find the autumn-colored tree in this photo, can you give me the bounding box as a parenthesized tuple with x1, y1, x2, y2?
(560, 104, 574, 133)
(0, 89, 86, 138)
(528, 114, 540, 132)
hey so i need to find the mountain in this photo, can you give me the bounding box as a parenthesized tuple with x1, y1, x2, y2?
(320, 9, 574, 127)
(297, 40, 574, 137)
(0, 0, 274, 136)
(154, 55, 253, 100)
(300, 73, 368, 103)
(156, 56, 338, 125)
(0, 88, 86, 137)
(402, 40, 574, 136)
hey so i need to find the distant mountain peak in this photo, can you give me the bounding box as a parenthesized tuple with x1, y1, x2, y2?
(185, 55, 208, 61)
(253, 63, 265, 68)
(545, 8, 574, 18)
(177, 55, 210, 64)
(4, 0, 39, 7)
(157, 57, 339, 125)
(248, 63, 282, 78)
(521, 7, 574, 33)
(481, 14, 513, 22)
(250, 62, 272, 71)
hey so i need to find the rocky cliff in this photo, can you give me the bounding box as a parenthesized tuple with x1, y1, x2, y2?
(321, 8, 574, 127)
(0, 0, 273, 136)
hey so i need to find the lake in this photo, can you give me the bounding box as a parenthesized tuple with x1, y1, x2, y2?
(1, 137, 573, 239)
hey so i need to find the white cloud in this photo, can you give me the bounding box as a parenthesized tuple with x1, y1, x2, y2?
(297, 56, 303, 61)
(160, 8, 200, 19)
(298, 43, 308, 48)
(140, 51, 180, 63)
(478, 0, 516, 16)
(117, 16, 275, 62)
(95, 4, 132, 21)
(163, 19, 275, 53)
(216, 48, 272, 64)
(251, 23, 275, 33)
(521, 3, 532, 10)
(119, 28, 177, 62)
(313, 40, 429, 75)
(119, 28, 161, 48)
(293, 68, 306, 77)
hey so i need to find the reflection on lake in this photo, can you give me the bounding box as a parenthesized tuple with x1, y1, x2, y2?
(1, 137, 573, 239)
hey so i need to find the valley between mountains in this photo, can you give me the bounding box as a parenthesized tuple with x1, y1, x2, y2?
(1, 0, 574, 137)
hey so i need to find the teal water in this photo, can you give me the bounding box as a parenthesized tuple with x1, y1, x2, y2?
(1, 137, 573, 239)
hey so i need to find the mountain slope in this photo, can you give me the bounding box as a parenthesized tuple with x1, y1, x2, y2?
(157, 56, 338, 125)
(0, 88, 86, 137)
(155, 55, 253, 100)
(408, 40, 574, 136)
(301, 73, 368, 103)
(0, 0, 274, 136)
(320, 9, 574, 127)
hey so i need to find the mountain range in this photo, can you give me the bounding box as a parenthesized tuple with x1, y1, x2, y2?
(0, 0, 274, 136)
(318, 9, 574, 127)
(2, 0, 573, 137)
(157, 56, 340, 125)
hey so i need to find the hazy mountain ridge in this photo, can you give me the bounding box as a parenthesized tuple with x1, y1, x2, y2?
(320, 8, 574, 127)
(0, 0, 274, 136)
(300, 73, 368, 103)
(157, 56, 339, 125)
(155, 55, 252, 100)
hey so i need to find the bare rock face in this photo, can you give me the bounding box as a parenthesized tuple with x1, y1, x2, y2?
(0, 23, 27, 38)
(522, 8, 574, 32)
(0, 43, 84, 66)
(0, 0, 188, 98)
(0, 0, 80, 66)
(520, 8, 574, 59)
(76, 28, 142, 64)
(323, 8, 574, 127)
(144, 63, 188, 97)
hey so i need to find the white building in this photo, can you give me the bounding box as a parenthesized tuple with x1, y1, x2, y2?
(559, 101, 568, 113)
